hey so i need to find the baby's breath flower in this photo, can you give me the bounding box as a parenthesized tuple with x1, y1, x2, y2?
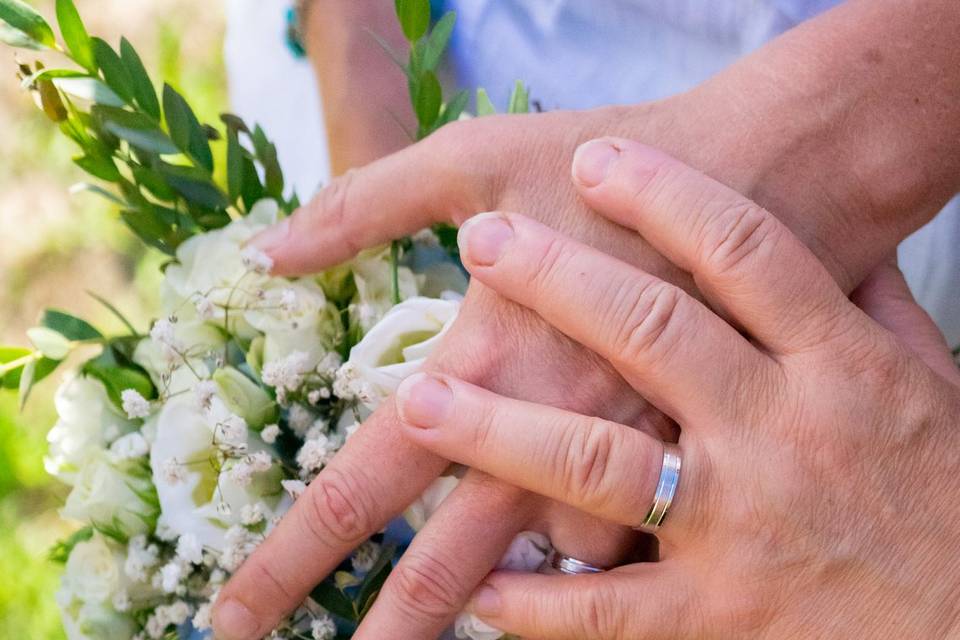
(281, 479, 307, 499)
(121, 389, 151, 419)
(296, 434, 334, 475)
(261, 423, 281, 444)
(195, 379, 218, 411)
(351, 540, 381, 573)
(241, 503, 266, 526)
(176, 533, 203, 565)
(262, 350, 311, 392)
(240, 245, 274, 274)
(160, 457, 187, 485)
(311, 614, 337, 640)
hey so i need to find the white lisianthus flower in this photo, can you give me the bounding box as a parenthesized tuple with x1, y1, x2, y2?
(149, 395, 291, 550)
(46, 375, 136, 483)
(58, 600, 136, 640)
(454, 532, 552, 640)
(339, 296, 460, 409)
(60, 534, 127, 603)
(107, 431, 149, 462)
(350, 246, 420, 332)
(60, 453, 158, 538)
(133, 319, 224, 397)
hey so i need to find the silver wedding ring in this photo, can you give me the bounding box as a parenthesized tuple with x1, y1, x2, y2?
(635, 443, 682, 534)
(542, 549, 608, 575)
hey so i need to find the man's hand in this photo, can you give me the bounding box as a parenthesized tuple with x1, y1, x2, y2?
(214, 0, 960, 637)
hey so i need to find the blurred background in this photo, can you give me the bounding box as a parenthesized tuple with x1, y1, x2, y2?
(0, 1, 227, 636)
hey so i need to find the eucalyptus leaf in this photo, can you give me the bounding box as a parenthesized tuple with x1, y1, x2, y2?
(92, 37, 133, 101)
(436, 89, 469, 127)
(53, 76, 125, 107)
(120, 210, 175, 254)
(94, 105, 177, 154)
(156, 162, 228, 210)
(356, 544, 397, 618)
(119, 36, 160, 120)
(309, 581, 357, 622)
(132, 165, 176, 201)
(226, 128, 243, 202)
(251, 125, 283, 199)
(40, 308, 102, 340)
(82, 342, 155, 408)
(421, 11, 455, 72)
(163, 83, 213, 172)
(27, 326, 71, 360)
(394, 0, 430, 42)
(0, 20, 42, 48)
(73, 153, 120, 181)
(55, 0, 95, 72)
(413, 70, 442, 129)
(0, 0, 55, 48)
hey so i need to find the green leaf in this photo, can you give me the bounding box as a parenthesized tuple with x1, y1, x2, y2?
(53, 76, 125, 107)
(37, 78, 67, 122)
(0, 20, 43, 48)
(413, 70, 442, 129)
(162, 83, 213, 173)
(476, 88, 496, 116)
(356, 544, 397, 619)
(41, 308, 102, 340)
(74, 152, 121, 182)
(507, 80, 529, 114)
(0, 0, 55, 48)
(119, 37, 160, 120)
(55, 0, 95, 72)
(69, 181, 126, 206)
(26, 326, 71, 360)
(92, 37, 133, 102)
(120, 210, 174, 254)
(132, 165, 176, 201)
(394, 0, 430, 42)
(82, 344, 155, 408)
(309, 580, 357, 622)
(0, 346, 58, 390)
(436, 89, 469, 127)
(93, 105, 177, 155)
(251, 125, 283, 199)
(20, 67, 85, 89)
(226, 128, 243, 202)
(156, 162, 228, 210)
(18, 357, 37, 409)
(421, 11, 455, 72)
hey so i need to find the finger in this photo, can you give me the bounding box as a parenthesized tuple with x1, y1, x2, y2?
(465, 564, 694, 640)
(248, 124, 485, 276)
(353, 472, 530, 639)
(571, 137, 860, 355)
(213, 402, 448, 640)
(852, 260, 960, 384)
(457, 212, 772, 426)
(395, 372, 690, 531)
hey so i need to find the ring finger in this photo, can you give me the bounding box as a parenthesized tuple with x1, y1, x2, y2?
(394, 372, 701, 538)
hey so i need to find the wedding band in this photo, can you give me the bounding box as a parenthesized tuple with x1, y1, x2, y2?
(635, 443, 682, 534)
(543, 549, 608, 575)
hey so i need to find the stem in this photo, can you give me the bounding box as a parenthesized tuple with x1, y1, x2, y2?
(0, 352, 41, 376)
(390, 240, 401, 304)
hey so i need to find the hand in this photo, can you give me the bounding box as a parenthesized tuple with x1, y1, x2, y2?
(392, 138, 960, 639)
(213, 79, 936, 636)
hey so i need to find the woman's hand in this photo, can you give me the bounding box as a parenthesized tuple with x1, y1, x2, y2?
(393, 138, 960, 639)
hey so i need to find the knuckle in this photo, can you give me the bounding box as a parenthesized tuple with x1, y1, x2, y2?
(577, 582, 626, 638)
(611, 281, 686, 366)
(524, 234, 570, 300)
(390, 551, 464, 620)
(300, 467, 375, 547)
(698, 201, 777, 277)
(563, 419, 620, 511)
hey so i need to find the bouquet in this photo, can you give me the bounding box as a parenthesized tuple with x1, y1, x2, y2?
(0, 0, 546, 638)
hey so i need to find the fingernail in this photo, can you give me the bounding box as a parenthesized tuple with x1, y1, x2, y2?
(467, 584, 502, 617)
(458, 213, 514, 266)
(248, 217, 291, 254)
(212, 599, 259, 640)
(572, 139, 620, 187)
(395, 372, 452, 427)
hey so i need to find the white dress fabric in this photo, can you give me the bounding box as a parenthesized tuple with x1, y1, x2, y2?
(224, 0, 960, 347)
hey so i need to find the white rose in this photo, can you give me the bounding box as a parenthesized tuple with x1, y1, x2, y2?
(59, 600, 136, 640)
(150, 394, 291, 550)
(244, 277, 341, 371)
(351, 246, 420, 331)
(341, 296, 459, 409)
(162, 199, 278, 323)
(60, 534, 127, 604)
(454, 532, 551, 640)
(46, 375, 136, 483)
(60, 454, 158, 538)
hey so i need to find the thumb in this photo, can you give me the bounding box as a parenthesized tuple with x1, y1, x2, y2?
(851, 258, 959, 384)
(248, 125, 486, 276)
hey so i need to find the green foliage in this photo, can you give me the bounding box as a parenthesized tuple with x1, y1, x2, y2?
(55, 0, 94, 72)
(0, 0, 56, 48)
(394, 0, 430, 42)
